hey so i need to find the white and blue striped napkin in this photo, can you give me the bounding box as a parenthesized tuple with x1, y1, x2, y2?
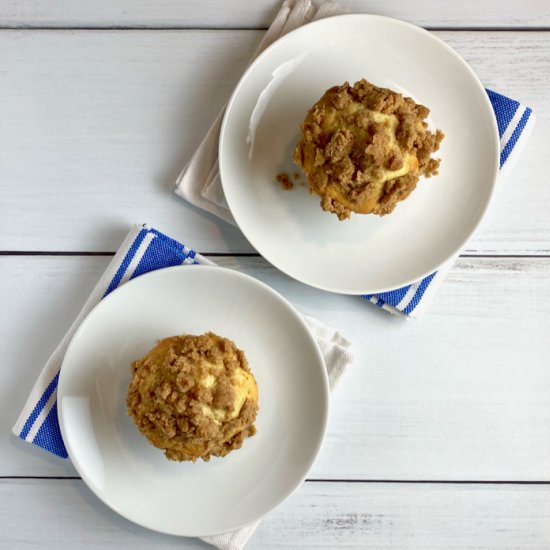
(361, 89, 535, 317)
(12, 225, 353, 460)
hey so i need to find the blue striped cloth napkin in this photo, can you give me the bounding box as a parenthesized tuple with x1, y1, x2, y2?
(12, 225, 353, 459)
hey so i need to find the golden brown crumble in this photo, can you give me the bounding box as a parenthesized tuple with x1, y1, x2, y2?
(293, 79, 444, 220)
(126, 332, 258, 462)
(276, 172, 294, 191)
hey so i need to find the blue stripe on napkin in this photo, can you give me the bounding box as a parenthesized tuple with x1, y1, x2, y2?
(32, 403, 66, 457)
(362, 89, 533, 316)
(104, 227, 149, 296)
(500, 108, 531, 167)
(486, 89, 520, 137)
(130, 234, 196, 282)
(19, 372, 60, 441)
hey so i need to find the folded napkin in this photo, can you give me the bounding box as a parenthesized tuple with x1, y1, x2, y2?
(174, 0, 536, 319)
(12, 224, 353, 550)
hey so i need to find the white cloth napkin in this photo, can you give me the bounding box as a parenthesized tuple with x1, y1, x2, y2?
(174, 0, 536, 319)
(12, 224, 353, 550)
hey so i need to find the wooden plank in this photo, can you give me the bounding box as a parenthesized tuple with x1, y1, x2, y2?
(3, 255, 550, 479)
(0, 0, 549, 29)
(1, 479, 550, 548)
(0, 30, 547, 254)
(0, 30, 258, 254)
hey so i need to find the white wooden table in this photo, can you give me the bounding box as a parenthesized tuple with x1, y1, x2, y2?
(2, 2, 550, 548)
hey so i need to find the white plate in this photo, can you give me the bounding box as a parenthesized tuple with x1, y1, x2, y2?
(58, 265, 328, 537)
(219, 14, 499, 294)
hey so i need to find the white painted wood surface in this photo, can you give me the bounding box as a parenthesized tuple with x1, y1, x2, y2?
(2, 479, 550, 549)
(1, 0, 549, 29)
(2, 1, 549, 548)
(0, 30, 548, 253)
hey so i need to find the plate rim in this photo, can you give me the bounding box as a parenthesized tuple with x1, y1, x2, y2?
(57, 264, 330, 537)
(219, 13, 500, 295)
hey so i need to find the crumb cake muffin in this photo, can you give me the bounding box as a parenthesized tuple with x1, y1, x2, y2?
(127, 332, 258, 462)
(293, 79, 444, 220)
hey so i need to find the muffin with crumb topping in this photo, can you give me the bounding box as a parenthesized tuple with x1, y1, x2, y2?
(126, 332, 258, 462)
(293, 79, 444, 220)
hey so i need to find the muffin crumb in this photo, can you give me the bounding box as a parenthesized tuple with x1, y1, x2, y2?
(276, 172, 294, 190)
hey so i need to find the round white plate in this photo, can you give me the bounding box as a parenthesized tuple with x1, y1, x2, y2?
(219, 14, 499, 294)
(58, 265, 329, 537)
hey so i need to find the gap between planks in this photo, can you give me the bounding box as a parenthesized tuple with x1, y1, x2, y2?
(0, 25, 549, 31)
(2, 476, 550, 485)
